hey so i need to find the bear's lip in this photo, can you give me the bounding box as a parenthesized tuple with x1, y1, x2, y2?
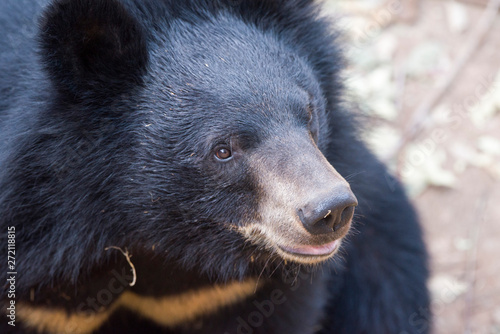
(278, 239, 340, 257)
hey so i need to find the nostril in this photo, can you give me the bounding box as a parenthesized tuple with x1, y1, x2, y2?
(314, 214, 335, 231)
(334, 205, 356, 232)
(341, 205, 355, 221)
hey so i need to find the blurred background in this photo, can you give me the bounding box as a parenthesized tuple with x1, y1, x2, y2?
(321, 0, 500, 333)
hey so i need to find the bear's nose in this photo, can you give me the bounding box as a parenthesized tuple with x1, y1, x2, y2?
(298, 188, 358, 235)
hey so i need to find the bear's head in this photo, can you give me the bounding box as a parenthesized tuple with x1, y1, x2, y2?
(36, 0, 357, 282)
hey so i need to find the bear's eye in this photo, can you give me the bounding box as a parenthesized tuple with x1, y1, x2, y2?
(215, 147, 232, 161)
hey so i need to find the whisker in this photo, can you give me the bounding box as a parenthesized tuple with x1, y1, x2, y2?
(344, 170, 367, 181)
(270, 258, 284, 278)
(254, 255, 272, 293)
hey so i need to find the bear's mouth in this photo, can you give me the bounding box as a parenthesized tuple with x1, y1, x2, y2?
(274, 239, 342, 264)
(278, 239, 340, 257)
(235, 224, 344, 264)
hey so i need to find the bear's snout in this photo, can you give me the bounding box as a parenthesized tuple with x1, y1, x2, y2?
(239, 130, 359, 263)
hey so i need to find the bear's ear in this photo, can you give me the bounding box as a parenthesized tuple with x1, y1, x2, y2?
(39, 0, 148, 101)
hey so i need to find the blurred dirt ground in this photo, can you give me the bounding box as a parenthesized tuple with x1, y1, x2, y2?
(322, 0, 500, 333)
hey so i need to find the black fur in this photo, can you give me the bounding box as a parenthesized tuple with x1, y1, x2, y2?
(0, 0, 430, 333)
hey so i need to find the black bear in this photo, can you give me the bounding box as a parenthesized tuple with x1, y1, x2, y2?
(0, 0, 431, 333)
